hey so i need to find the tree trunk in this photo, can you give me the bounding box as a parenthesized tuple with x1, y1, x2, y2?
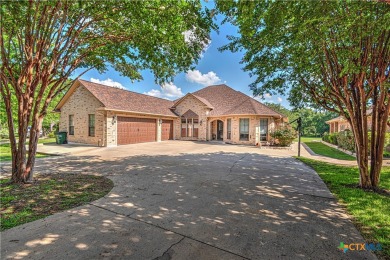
(25, 116, 43, 182)
(370, 103, 390, 188)
(347, 102, 372, 189)
(355, 132, 372, 188)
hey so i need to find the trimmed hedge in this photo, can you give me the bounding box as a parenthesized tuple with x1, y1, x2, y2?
(323, 131, 390, 156)
(322, 132, 339, 146)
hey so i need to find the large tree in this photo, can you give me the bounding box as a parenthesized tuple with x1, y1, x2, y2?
(1, 0, 214, 183)
(217, 1, 390, 189)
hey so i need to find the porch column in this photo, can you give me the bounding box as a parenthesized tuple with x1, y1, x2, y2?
(186, 118, 188, 137)
(207, 120, 212, 141)
(191, 118, 194, 138)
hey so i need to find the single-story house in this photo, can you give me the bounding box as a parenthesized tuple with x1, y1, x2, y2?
(55, 79, 287, 147)
(326, 111, 390, 134)
(326, 116, 351, 133)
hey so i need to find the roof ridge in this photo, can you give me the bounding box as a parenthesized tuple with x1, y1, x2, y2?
(249, 96, 285, 117)
(247, 97, 259, 114)
(223, 97, 255, 115)
(79, 79, 175, 103)
(227, 89, 285, 117)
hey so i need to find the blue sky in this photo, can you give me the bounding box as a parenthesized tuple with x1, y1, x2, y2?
(75, 11, 289, 108)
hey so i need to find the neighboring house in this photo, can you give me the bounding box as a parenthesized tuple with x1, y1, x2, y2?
(55, 79, 287, 147)
(326, 116, 351, 133)
(326, 111, 390, 134)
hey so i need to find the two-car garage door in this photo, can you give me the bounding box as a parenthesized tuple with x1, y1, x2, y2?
(117, 117, 173, 145)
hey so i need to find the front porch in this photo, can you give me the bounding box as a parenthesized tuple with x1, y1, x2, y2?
(207, 116, 278, 145)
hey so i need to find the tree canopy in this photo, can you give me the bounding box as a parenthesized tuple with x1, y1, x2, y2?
(216, 0, 390, 189)
(0, 0, 214, 183)
(264, 103, 336, 136)
(217, 1, 389, 109)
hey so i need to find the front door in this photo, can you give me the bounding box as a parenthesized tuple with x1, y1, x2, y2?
(217, 120, 223, 140)
(260, 118, 268, 141)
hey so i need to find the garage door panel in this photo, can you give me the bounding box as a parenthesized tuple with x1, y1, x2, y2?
(162, 120, 173, 141)
(117, 117, 156, 145)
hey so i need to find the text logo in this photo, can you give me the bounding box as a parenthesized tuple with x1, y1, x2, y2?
(338, 242, 382, 253)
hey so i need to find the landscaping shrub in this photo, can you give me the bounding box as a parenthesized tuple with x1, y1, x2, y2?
(270, 127, 297, 146)
(323, 130, 390, 156)
(336, 130, 355, 152)
(0, 127, 9, 139)
(322, 132, 329, 142)
(328, 133, 338, 145)
(322, 132, 339, 146)
(47, 131, 56, 138)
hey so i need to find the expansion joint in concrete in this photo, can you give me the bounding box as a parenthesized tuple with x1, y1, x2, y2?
(89, 203, 250, 260)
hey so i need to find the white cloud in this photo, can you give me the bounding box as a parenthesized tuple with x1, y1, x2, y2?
(254, 96, 275, 103)
(144, 82, 184, 100)
(183, 30, 211, 59)
(277, 97, 283, 103)
(263, 93, 272, 99)
(185, 70, 221, 86)
(183, 30, 197, 44)
(90, 78, 125, 89)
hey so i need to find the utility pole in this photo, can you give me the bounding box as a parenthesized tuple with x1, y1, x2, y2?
(287, 117, 302, 157)
(297, 117, 302, 157)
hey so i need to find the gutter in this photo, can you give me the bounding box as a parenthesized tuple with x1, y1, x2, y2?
(96, 107, 178, 118)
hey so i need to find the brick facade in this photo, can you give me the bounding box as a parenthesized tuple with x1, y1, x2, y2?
(208, 116, 279, 145)
(57, 80, 287, 147)
(173, 95, 209, 141)
(105, 112, 176, 147)
(59, 85, 105, 146)
(172, 95, 284, 145)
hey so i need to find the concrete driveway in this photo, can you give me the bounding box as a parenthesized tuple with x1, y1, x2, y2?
(1, 141, 376, 259)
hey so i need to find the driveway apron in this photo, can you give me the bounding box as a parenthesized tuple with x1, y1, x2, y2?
(0, 142, 376, 260)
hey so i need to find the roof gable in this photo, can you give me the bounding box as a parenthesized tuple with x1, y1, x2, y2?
(55, 80, 104, 111)
(56, 80, 177, 117)
(192, 84, 284, 117)
(55, 80, 286, 119)
(172, 93, 213, 109)
(181, 109, 199, 119)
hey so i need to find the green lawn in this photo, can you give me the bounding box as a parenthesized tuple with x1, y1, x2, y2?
(0, 174, 113, 230)
(0, 138, 56, 162)
(303, 140, 356, 161)
(298, 158, 389, 259)
(298, 136, 322, 143)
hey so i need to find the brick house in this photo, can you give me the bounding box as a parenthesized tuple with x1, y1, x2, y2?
(326, 116, 351, 133)
(55, 79, 287, 147)
(326, 112, 390, 134)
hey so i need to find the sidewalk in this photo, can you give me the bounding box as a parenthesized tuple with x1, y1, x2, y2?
(36, 143, 100, 156)
(297, 142, 390, 167)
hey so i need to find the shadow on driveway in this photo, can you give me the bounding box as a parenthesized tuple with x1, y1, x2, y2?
(1, 151, 376, 260)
